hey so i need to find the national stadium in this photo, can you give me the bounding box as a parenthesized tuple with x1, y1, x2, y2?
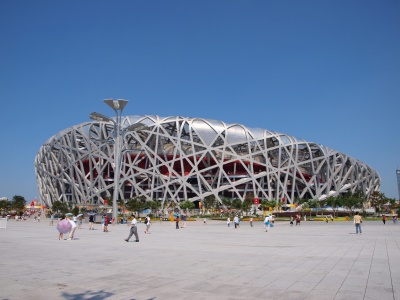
(34, 115, 380, 209)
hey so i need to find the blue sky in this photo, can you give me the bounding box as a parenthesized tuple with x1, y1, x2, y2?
(1, 0, 399, 202)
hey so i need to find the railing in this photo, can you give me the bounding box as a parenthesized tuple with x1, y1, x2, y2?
(0, 217, 7, 229)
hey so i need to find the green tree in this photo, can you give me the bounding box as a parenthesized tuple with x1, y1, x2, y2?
(117, 199, 125, 216)
(72, 206, 79, 216)
(369, 191, 386, 214)
(215, 198, 223, 210)
(67, 201, 74, 211)
(179, 200, 195, 212)
(52, 201, 69, 215)
(388, 198, 398, 213)
(266, 200, 276, 211)
(259, 200, 268, 213)
(301, 201, 311, 217)
(221, 197, 232, 210)
(353, 191, 368, 215)
(326, 196, 343, 217)
(242, 198, 253, 215)
(125, 196, 148, 217)
(202, 195, 216, 212)
(258, 199, 276, 216)
(232, 198, 243, 213)
(0, 198, 11, 215)
(293, 197, 305, 214)
(294, 197, 304, 206)
(306, 199, 319, 216)
(315, 199, 326, 215)
(342, 193, 362, 215)
(11, 195, 26, 214)
(275, 199, 283, 215)
(242, 193, 254, 215)
(148, 200, 162, 215)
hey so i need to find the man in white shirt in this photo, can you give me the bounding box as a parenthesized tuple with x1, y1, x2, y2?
(233, 215, 240, 229)
(125, 215, 139, 242)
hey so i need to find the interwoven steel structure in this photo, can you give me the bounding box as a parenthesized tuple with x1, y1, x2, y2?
(35, 115, 380, 208)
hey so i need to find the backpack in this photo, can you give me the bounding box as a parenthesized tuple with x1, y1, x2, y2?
(144, 218, 148, 224)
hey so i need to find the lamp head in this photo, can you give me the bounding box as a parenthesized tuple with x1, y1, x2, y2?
(89, 112, 115, 123)
(125, 123, 150, 132)
(103, 99, 128, 112)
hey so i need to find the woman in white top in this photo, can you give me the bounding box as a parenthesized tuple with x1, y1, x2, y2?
(67, 216, 77, 240)
(264, 214, 271, 232)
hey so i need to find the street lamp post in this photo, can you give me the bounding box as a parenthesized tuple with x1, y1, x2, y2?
(90, 99, 128, 223)
(90, 100, 154, 222)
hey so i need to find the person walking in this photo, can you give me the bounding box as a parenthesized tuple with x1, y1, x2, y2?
(103, 215, 109, 232)
(179, 215, 183, 228)
(125, 215, 139, 242)
(88, 214, 95, 230)
(296, 214, 301, 226)
(181, 214, 187, 228)
(77, 216, 83, 229)
(382, 214, 386, 225)
(264, 214, 271, 232)
(290, 216, 294, 226)
(176, 216, 180, 229)
(67, 216, 77, 240)
(233, 215, 240, 229)
(58, 215, 65, 240)
(101, 215, 105, 231)
(226, 217, 230, 227)
(144, 215, 151, 234)
(354, 212, 362, 234)
(49, 213, 54, 226)
(250, 217, 253, 227)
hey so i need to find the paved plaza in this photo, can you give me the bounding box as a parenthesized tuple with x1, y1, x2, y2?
(1, 217, 400, 300)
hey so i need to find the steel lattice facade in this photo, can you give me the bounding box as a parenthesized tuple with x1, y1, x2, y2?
(35, 115, 380, 208)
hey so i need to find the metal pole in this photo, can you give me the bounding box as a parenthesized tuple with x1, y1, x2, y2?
(112, 111, 121, 223)
(90, 99, 129, 223)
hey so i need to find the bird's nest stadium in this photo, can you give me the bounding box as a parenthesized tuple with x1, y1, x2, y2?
(34, 115, 380, 208)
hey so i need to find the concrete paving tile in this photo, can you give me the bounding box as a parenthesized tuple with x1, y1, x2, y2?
(305, 289, 338, 300)
(337, 277, 368, 292)
(364, 286, 395, 300)
(394, 288, 400, 300)
(334, 290, 365, 300)
(276, 289, 309, 300)
(312, 277, 345, 291)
